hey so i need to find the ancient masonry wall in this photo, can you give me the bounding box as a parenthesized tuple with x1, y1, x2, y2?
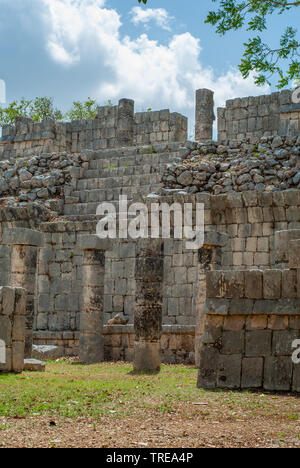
(34, 220, 198, 363)
(32, 190, 300, 361)
(0, 286, 27, 373)
(198, 269, 300, 391)
(0, 100, 187, 160)
(217, 89, 300, 142)
(0, 87, 299, 160)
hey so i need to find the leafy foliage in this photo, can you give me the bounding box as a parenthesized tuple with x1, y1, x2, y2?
(139, 0, 300, 88)
(30, 97, 64, 122)
(0, 97, 99, 127)
(65, 97, 98, 121)
(0, 97, 63, 127)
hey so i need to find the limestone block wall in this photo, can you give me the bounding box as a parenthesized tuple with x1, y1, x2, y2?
(0, 204, 51, 285)
(104, 325, 194, 364)
(33, 189, 300, 362)
(158, 189, 300, 271)
(70, 100, 134, 152)
(104, 239, 199, 327)
(280, 103, 300, 137)
(0, 286, 27, 373)
(217, 91, 284, 142)
(33, 325, 195, 364)
(198, 269, 300, 391)
(35, 224, 200, 332)
(36, 221, 93, 333)
(133, 110, 187, 146)
(0, 117, 71, 160)
(0, 100, 187, 160)
(0, 225, 44, 359)
(216, 89, 300, 142)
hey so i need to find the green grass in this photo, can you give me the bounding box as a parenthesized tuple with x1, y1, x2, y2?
(0, 361, 299, 423)
(0, 362, 201, 419)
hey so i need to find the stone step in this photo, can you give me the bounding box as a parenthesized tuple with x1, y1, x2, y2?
(80, 162, 171, 180)
(79, 143, 185, 162)
(24, 358, 46, 372)
(64, 185, 161, 214)
(78, 184, 161, 202)
(85, 151, 180, 168)
(81, 162, 169, 178)
(76, 174, 162, 191)
(64, 202, 106, 216)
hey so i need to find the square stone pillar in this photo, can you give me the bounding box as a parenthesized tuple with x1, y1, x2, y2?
(0, 286, 27, 373)
(195, 89, 215, 141)
(134, 239, 164, 372)
(78, 236, 112, 364)
(2, 228, 44, 359)
(117, 99, 134, 147)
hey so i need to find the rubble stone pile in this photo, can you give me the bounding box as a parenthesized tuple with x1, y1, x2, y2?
(161, 136, 300, 196)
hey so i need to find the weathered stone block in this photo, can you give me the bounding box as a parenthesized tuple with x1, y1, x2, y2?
(245, 270, 263, 299)
(289, 240, 300, 269)
(2, 228, 44, 247)
(263, 270, 282, 299)
(217, 354, 242, 389)
(264, 356, 292, 391)
(223, 271, 245, 298)
(245, 330, 272, 357)
(204, 298, 229, 315)
(224, 315, 245, 331)
(229, 299, 254, 315)
(241, 357, 263, 388)
(206, 271, 224, 298)
(246, 315, 267, 330)
(197, 345, 220, 389)
(221, 330, 244, 354)
(272, 330, 298, 356)
(282, 269, 297, 298)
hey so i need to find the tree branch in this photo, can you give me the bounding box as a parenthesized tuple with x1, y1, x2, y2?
(258, 0, 300, 6)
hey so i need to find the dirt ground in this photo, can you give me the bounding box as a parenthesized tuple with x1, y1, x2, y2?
(0, 361, 300, 448)
(1, 408, 300, 448)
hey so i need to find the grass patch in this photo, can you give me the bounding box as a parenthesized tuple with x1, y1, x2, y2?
(0, 362, 200, 419)
(0, 361, 299, 425)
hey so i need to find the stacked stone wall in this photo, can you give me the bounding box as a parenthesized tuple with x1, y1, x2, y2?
(198, 269, 300, 391)
(33, 325, 195, 364)
(217, 89, 300, 142)
(134, 110, 187, 146)
(0, 100, 187, 160)
(30, 189, 300, 363)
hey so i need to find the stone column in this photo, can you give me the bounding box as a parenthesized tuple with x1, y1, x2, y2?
(134, 239, 164, 371)
(195, 89, 215, 141)
(117, 99, 134, 147)
(78, 236, 111, 364)
(0, 286, 27, 373)
(3, 228, 44, 359)
(195, 231, 228, 368)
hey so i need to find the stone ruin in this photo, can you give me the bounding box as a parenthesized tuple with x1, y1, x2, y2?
(0, 87, 299, 392)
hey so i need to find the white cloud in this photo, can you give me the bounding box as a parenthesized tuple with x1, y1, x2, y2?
(0, 79, 6, 104)
(47, 41, 79, 66)
(40, 0, 269, 136)
(130, 6, 172, 31)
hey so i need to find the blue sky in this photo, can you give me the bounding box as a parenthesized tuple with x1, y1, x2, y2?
(0, 0, 299, 134)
